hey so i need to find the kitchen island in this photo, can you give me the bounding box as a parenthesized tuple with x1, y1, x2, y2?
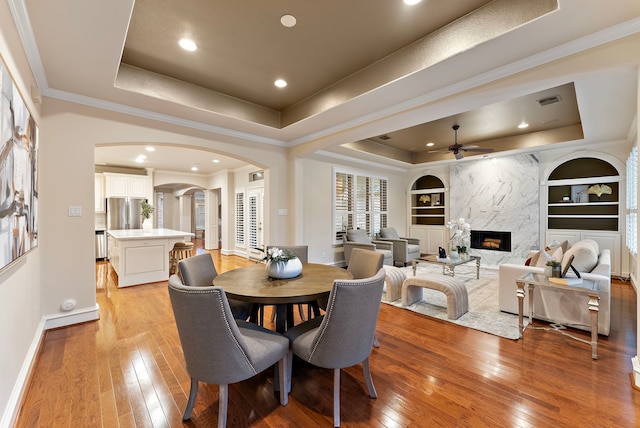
(107, 228, 195, 287)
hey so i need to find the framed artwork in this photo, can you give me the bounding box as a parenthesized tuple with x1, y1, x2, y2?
(0, 55, 38, 271)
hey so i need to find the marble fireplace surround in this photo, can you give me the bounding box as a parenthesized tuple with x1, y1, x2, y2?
(449, 154, 539, 267)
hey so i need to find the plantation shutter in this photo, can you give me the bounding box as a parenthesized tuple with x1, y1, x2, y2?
(235, 190, 245, 247)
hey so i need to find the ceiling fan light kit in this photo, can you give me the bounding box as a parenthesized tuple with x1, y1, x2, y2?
(448, 125, 493, 160)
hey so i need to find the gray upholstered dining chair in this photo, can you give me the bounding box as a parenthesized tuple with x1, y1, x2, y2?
(347, 248, 384, 348)
(168, 275, 290, 426)
(266, 245, 310, 321)
(284, 268, 386, 427)
(377, 227, 421, 266)
(178, 253, 252, 321)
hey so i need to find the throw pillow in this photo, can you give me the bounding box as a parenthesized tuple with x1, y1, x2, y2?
(530, 246, 563, 268)
(562, 239, 599, 273)
(546, 240, 570, 254)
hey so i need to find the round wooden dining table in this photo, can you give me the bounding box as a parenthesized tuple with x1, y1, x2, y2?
(213, 263, 353, 332)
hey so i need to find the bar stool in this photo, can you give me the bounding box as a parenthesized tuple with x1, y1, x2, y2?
(169, 241, 194, 276)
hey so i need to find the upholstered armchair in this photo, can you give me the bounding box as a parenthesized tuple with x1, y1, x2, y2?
(168, 275, 289, 425)
(377, 227, 421, 266)
(284, 268, 386, 427)
(342, 229, 393, 266)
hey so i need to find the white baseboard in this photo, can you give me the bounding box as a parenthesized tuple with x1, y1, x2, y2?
(632, 356, 640, 388)
(0, 318, 45, 428)
(44, 304, 100, 330)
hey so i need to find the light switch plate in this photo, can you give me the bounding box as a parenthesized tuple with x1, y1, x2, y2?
(68, 206, 82, 217)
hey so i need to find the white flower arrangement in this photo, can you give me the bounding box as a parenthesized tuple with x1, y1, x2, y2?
(446, 218, 471, 252)
(258, 247, 298, 263)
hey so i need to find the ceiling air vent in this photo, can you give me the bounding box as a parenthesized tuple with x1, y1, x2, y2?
(537, 95, 561, 106)
(378, 134, 391, 140)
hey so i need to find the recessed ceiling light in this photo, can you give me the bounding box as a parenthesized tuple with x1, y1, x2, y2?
(145, 146, 155, 152)
(280, 14, 297, 28)
(212, 159, 220, 163)
(404, 0, 422, 5)
(135, 155, 146, 163)
(274, 79, 287, 88)
(518, 121, 529, 129)
(179, 38, 197, 51)
(191, 166, 198, 171)
(426, 142, 435, 147)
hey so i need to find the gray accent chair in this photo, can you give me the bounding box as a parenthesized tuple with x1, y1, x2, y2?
(342, 229, 393, 267)
(377, 227, 421, 266)
(178, 253, 252, 321)
(168, 275, 289, 426)
(285, 268, 386, 427)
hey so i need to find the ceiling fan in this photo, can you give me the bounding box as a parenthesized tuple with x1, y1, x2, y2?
(448, 124, 494, 160)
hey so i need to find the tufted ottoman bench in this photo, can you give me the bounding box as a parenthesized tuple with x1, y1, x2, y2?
(382, 265, 406, 302)
(401, 276, 469, 319)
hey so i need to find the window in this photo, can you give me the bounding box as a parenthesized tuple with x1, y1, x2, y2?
(194, 191, 205, 231)
(333, 169, 388, 243)
(626, 146, 637, 255)
(155, 192, 164, 228)
(235, 190, 245, 247)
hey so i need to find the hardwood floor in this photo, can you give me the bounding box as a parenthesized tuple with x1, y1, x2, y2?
(15, 242, 640, 427)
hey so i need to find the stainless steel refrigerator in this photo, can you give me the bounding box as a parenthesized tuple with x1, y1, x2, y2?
(106, 197, 146, 230)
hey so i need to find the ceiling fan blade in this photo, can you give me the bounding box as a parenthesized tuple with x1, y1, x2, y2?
(460, 147, 494, 153)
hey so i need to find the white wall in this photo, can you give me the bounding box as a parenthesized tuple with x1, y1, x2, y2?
(299, 157, 407, 265)
(0, 5, 44, 424)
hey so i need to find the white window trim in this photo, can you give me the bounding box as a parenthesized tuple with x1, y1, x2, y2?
(235, 188, 245, 248)
(626, 146, 637, 255)
(333, 167, 388, 245)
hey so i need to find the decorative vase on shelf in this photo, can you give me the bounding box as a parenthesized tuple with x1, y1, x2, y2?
(450, 249, 459, 262)
(266, 258, 303, 279)
(142, 218, 152, 231)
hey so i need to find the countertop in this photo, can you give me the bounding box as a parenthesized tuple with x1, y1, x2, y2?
(106, 228, 195, 240)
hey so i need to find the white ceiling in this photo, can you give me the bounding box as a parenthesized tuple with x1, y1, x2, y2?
(12, 0, 640, 175)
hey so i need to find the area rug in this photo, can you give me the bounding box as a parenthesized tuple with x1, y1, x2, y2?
(383, 263, 528, 340)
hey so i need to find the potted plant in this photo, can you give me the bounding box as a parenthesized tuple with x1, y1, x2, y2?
(141, 200, 154, 231)
(257, 247, 302, 279)
(545, 260, 561, 277)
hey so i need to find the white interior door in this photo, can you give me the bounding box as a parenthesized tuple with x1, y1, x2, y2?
(247, 188, 264, 259)
(205, 190, 219, 250)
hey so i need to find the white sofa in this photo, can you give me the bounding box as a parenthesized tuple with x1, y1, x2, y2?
(498, 240, 611, 336)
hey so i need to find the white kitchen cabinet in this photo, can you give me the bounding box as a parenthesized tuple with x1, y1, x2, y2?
(94, 174, 106, 212)
(105, 173, 151, 199)
(107, 229, 194, 287)
(129, 176, 148, 198)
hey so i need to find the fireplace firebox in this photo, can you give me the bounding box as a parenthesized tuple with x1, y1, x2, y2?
(470, 230, 511, 252)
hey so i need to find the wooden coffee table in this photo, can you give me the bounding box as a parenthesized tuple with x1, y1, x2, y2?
(411, 254, 481, 279)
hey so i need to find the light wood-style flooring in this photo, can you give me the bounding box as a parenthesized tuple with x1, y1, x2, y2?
(15, 242, 640, 427)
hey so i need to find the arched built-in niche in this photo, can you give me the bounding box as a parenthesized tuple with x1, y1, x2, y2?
(408, 173, 448, 254)
(543, 152, 624, 276)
